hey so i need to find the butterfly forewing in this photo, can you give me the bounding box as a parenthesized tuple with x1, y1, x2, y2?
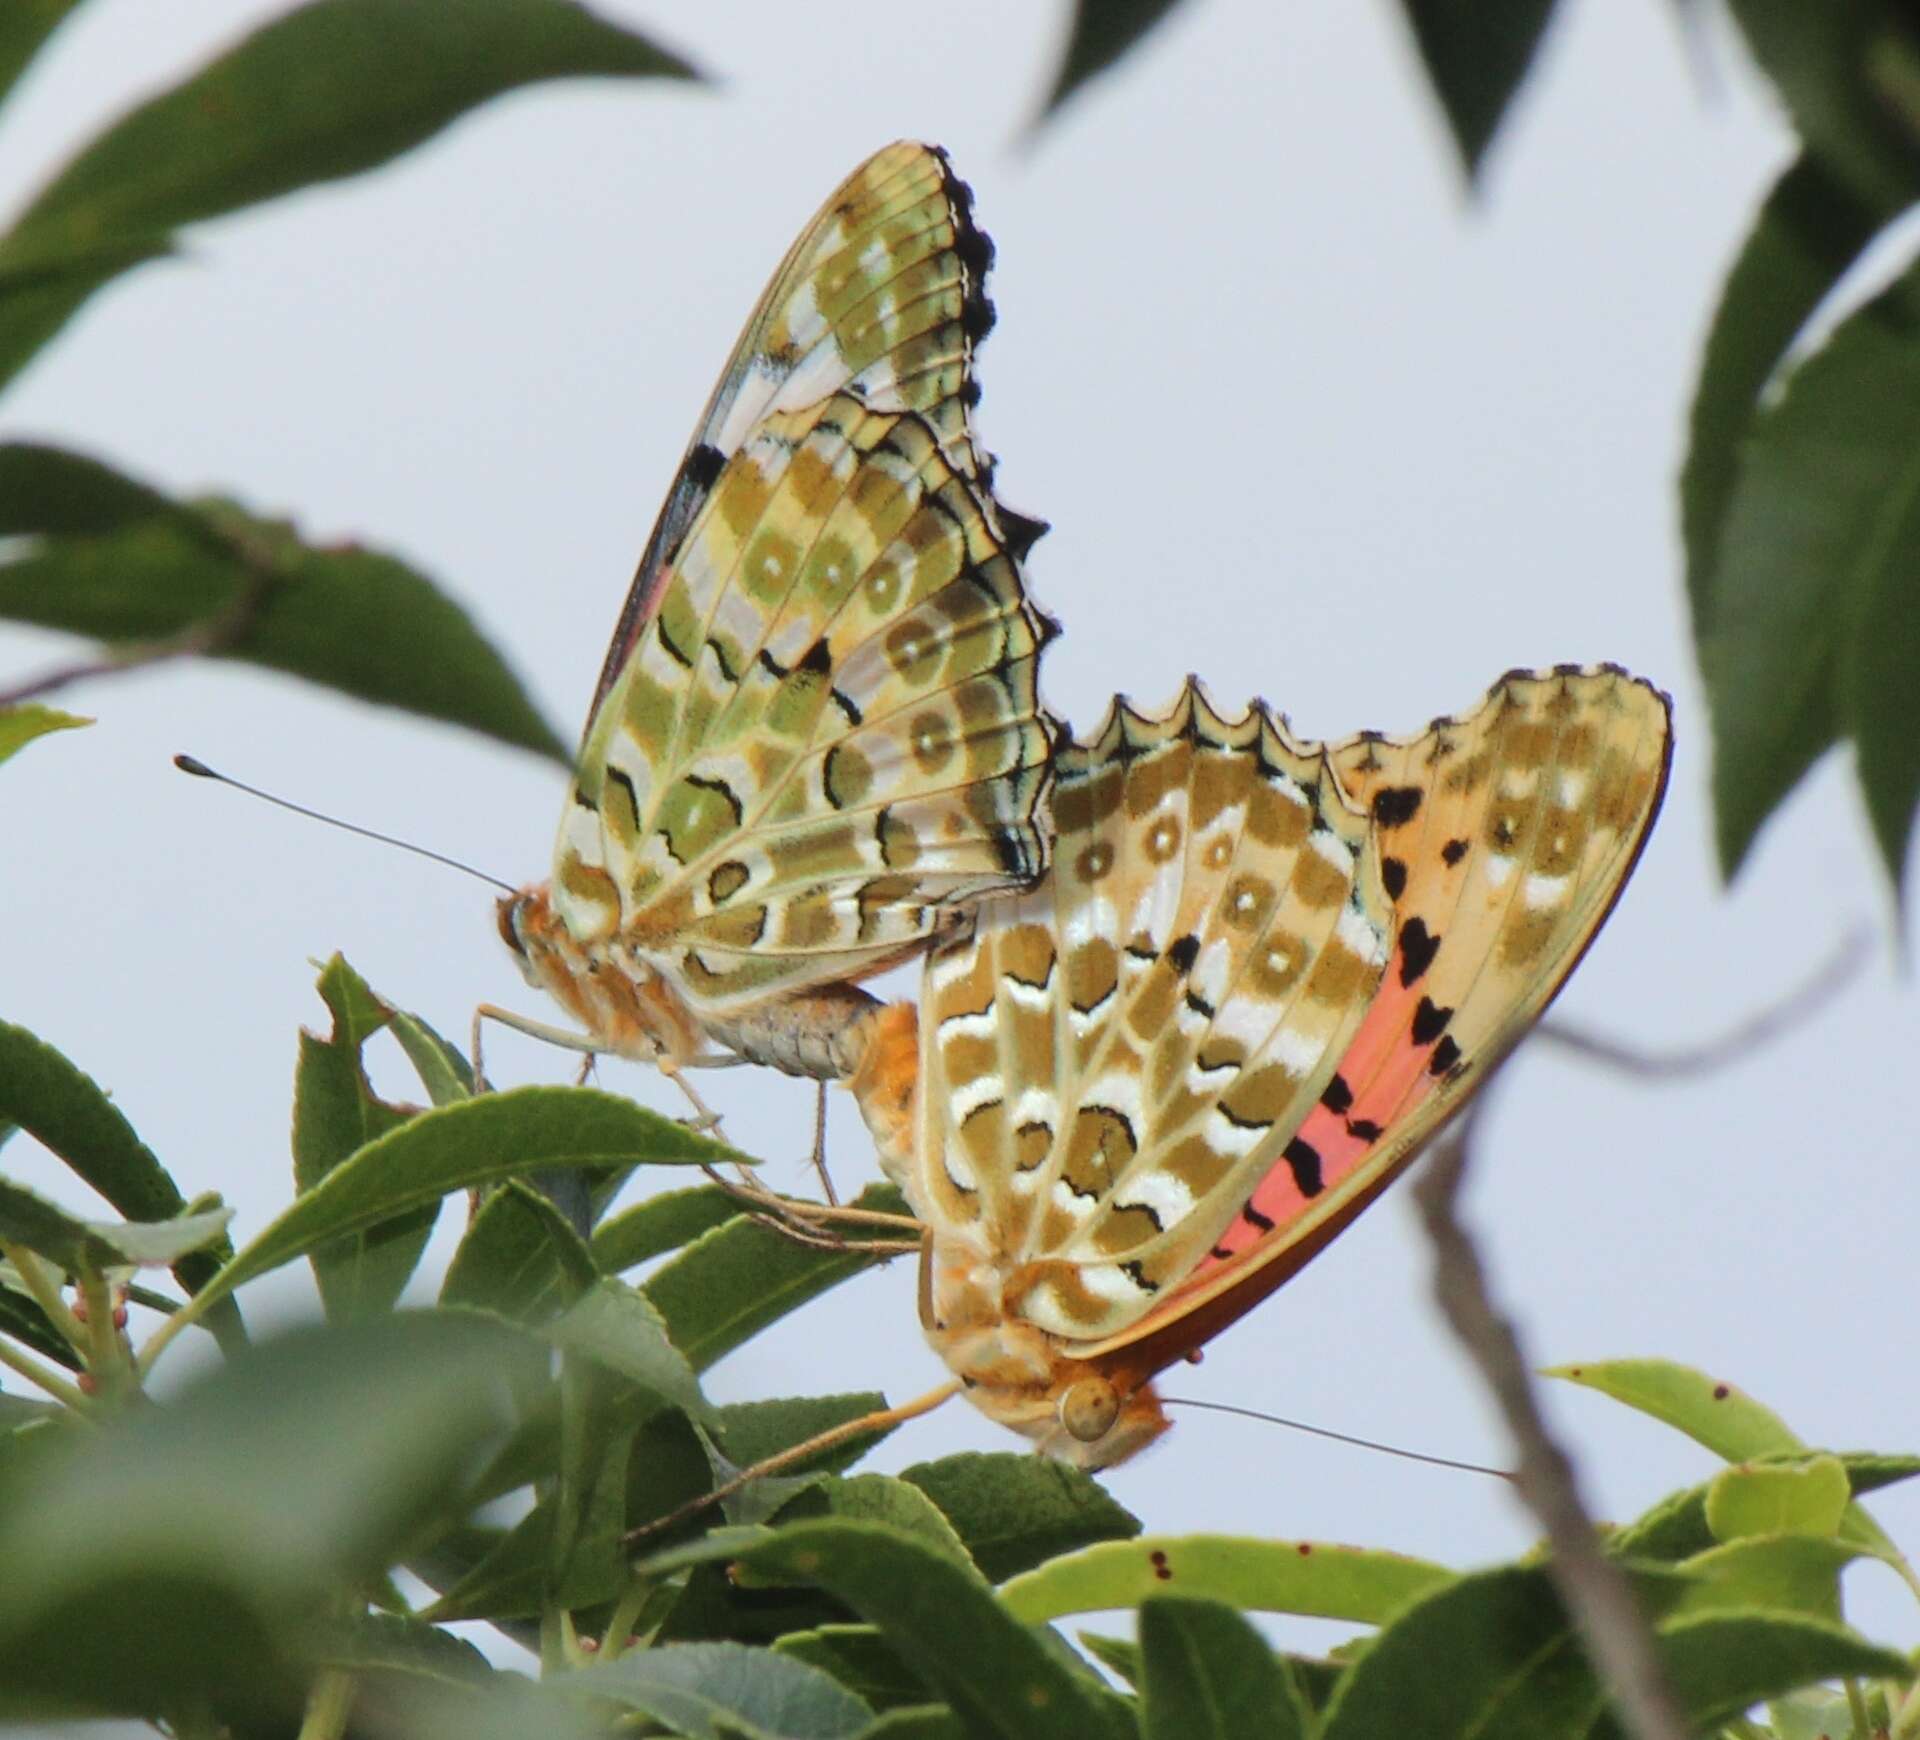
(588, 142, 999, 721)
(1093, 665, 1672, 1359)
(913, 684, 1394, 1347)
(520, 143, 1058, 1076)
(557, 389, 1053, 1012)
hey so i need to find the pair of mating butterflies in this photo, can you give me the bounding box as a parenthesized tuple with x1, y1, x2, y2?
(500, 142, 1672, 1469)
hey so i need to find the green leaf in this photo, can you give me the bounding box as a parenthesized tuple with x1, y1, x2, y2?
(642, 1183, 903, 1372)
(0, 452, 566, 759)
(1139, 1594, 1309, 1740)
(1588, 1610, 1911, 1739)
(0, 1312, 517, 1718)
(591, 1183, 744, 1272)
(1705, 1456, 1851, 1543)
(1318, 1563, 1682, 1739)
(1681, 155, 1895, 635)
(305, 1609, 494, 1690)
(900, 1453, 1140, 1584)
(715, 1391, 898, 1481)
(389, 1010, 475, 1107)
(0, 0, 695, 393)
(441, 1177, 599, 1322)
(0, 703, 89, 765)
(1545, 1359, 1805, 1460)
(547, 1278, 708, 1422)
(1768, 1686, 1864, 1740)
(1721, 0, 1920, 209)
(0, 1175, 226, 1275)
(998, 1534, 1452, 1625)
(294, 955, 435, 1319)
(549, 1641, 874, 1739)
(1673, 1534, 1859, 1622)
(1037, 0, 1193, 121)
(708, 1520, 1135, 1740)
(184, 1085, 725, 1323)
(1842, 509, 1920, 887)
(1610, 1451, 1920, 1561)
(851, 1711, 966, 1740)
(0, 1017, 235, 1339)
(1395, 0, 1559, 181)
(776, 1626, 933, 1714)
(0, 0, 87, 112)
(771, 1476, 977, 1576)
(1697, 254, 1920, 889)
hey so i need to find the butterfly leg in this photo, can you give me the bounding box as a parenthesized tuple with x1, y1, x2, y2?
(623, 1371, 959, 1546)
(807, 1080, 839, 1207)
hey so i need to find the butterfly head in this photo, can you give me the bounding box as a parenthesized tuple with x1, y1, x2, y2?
(495, 887, 543, 988)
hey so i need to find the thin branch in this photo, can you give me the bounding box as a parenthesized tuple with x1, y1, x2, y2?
(1412, 1095, 1689, 1740)
(1538, 927, 1869, 1079)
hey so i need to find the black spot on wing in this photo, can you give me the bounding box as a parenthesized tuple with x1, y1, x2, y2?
(1001, 508, 1048, 559)
(683, 442, 725, 491)
(1167, 933, 1201, 974)
(1398, 917, 1441, 988)
(1185, 991, 1216, 1019)
(1410, 997, 1454, 1046)
(1441, 838, 1469, 867)
(1241, 1201, 1276, 1233)
(758, 647, 790, 679)
(706, 637, 739, 684)
(1346, 1118, 1383, 1142)
(1119, 1259, 1158, 1295)
(605, 767, 640, 828)
(1382, 856, 1408, 901)
(656, 614, 694, 669)
(1428, 1035, 1462, 1076)
(1282, 1137, 1324, 1197)
(1373, 785, 1424, 828)
(685, 773, 743, 828)
(1320, 1073, 1353, 1115)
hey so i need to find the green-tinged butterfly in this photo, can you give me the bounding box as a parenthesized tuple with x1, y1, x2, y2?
(858, 665, 1671, 1465)
(496, 143, 1059, 1105)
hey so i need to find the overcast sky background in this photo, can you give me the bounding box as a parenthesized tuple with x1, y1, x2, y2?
(3, 0, 1916, 1678)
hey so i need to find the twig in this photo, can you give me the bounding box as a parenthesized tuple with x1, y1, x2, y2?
(1412, 1095, 1689, 1740)
(1538, 928, 1869, 1079)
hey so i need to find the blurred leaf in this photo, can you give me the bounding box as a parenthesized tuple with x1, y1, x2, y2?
(900, 1453, 1140, 1584)
(1139, 1594, 1309, 1740)
(1705, 1456, 1851, 1542)
(0, 1176, 224, 1274)
(1673, 1534, 1858, 1622)
(591, 1183, 743, 1272)
(1610, 1450, 1920, 1562)
(1681, 155, 1894, 633)
(1768, 1686, 1864, 1740)
(295, 955, 435, 1319)
(0, 242, 171, 392)
(1587, 1611, 1910, 1740)
(189, 1085, 725, 1322)
(0, 704, 89, 764)
(705, 1520, 1136, 1740)
(999, 1533, 1451, 1625)
(1318, 1563, 1682, 1739)
(1546, 1359, 1804, 1460)
(389, 1010, 475, 1107)
(0, 1312, 516, 1718)
(776, 1626, 932, 1714)
(1722, 0, 1920, 209)
(1395, 0, 1558, 180)
(0, 449, 566, 759)
(0, 1017, 235, 1339)
(418, 1501, 577, 1623)
(0, 0, 87, 109)
(306, 1610, 494, 1690)
(1694, 257, 1920, 892)
(851, 1712, 965, 1740)
(0, 0, 696, 392)
(0, 1278, 78, 1370)
(642, 1183, 903, 1372)
(549, 1641, 873, 1739)
(1038, 0, 1193, 121)
(87, 1205, 234, 1267)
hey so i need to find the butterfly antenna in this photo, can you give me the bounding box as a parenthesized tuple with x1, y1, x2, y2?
(1158, 1395, 1511, 1481)
(173, 754, 517, 895)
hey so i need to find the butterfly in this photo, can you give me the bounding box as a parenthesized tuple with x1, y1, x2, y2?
(859, 665, 1672, 1465)
(495, 143, 1058, 1104)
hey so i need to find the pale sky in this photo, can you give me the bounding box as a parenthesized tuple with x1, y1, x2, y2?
(2, 0, 1914, 1670)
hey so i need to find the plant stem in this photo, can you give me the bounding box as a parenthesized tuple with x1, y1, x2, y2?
(0, 1332, 90, 1411)
(1844, 1677, 1872, 1738)
(295, 1668, 356, 1740)
(0, 1242, 86, 1352)
(599, 1579, 653, 1660)
(79, 1271, 134, 1404)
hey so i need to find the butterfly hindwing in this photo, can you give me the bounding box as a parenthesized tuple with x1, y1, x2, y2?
(1098, 665, 1673, 1355)
(912, 683, 1394, 1346)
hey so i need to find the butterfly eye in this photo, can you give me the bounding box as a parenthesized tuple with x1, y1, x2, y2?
(496, 895, 529, 960)
(1057, 1376, 1121, 1445)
